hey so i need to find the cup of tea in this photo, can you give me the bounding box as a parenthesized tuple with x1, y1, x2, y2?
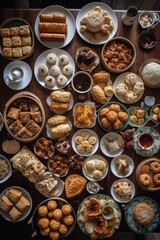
(138, 11, 160, 29)
(138, 29, 157, 49)
(138, 132, 154, 150)
(5, 66, 24, 85)
(121, 6, 138, 26)
(71, 71, 93, 94)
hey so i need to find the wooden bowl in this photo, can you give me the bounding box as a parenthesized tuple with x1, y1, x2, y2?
(101, 37, 136, 73)
(136, 157, 160, 192)
(0, 18, 34, 60)
(4, 91, 45, 142)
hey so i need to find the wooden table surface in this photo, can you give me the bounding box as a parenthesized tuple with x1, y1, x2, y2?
(0, 8, 160, 239)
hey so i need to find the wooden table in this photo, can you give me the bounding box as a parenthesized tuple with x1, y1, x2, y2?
(0, 8, 160, 239)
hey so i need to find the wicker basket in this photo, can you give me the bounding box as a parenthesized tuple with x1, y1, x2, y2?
(4, 91, 45, 142)
(0, 18, 34, 60)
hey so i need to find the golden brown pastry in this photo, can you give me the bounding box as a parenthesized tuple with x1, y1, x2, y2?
(38, 217, 50, 229)
(2, 47, 12, 58)
(6, 188, 22, 204)
(52, 209, 62, 221)
(0, 195, 13, 213)
(50, 123, 71, 139)
(15, 195, 31, 212)
(92, 72, 110, 84)
(40, 33, 66, 41)
(47, 115, 67, 127)
(0, 28, 10, 37)
(2, 37, 12, 47)
(50, 91, 71, 103)
(12, 47, 23, 58)
(106, 111, 117, 123)
(63, 215, 74, 225)
(103, 85, 114, 97)
(117, 112, 128, 122)
(50, 101, 69, 111)
(10, 27, 20, 36)
(91, 85, 107, 103)
(134, 203, 154, 225)
(59, 224, 68, 234)
(47, 200, 57, 211)
(61, 204, 72, 215)
(8, 206, 22, 222)
(19, 25, 30, 36)
(39, 22, 67, 34)
(50, 219, 60, 230)
(39, 14, 66, 23)
(65, 174, 87, 198)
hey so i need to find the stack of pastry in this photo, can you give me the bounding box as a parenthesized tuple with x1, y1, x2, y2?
(0, 188, 31, 222)
(0, 24, 32, 59)
(47, 115, 71, 139)
(49, 90, 71, 112)
(39, 13, 67, 41)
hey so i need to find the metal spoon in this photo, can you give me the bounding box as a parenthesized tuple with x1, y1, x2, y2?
(148, 39, 160, 48)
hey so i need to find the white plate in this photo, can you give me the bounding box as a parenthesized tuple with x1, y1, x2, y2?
(34, 5, 76, 48)
(0, 186, 32, 222)
(34, 48, 75, 90)
(46, 91, 74, 114)
(3, 61, 32, 90)
(82, 154, 109, 181)
(113, 72, 144, 104)
(76, 2, 118, 45)
(100, 132, 124, 157)
(71, 129, 99, 157)
(35, 171, 64, 198)
(111, 154, 134, 178)
(0, 154, 12, 183)
(110, 178, 135, 203)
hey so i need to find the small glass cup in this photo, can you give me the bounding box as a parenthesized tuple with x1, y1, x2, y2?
(86, 181, 101, 194)
(121, 6, 138, 26)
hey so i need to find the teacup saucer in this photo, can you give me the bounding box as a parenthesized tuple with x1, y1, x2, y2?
(3, 60, 32, 90)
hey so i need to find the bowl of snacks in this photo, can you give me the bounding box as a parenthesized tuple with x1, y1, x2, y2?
(48, 155, 69, 178)
(34, 137, 55, 159)
(150, 104, 160, 124)
(0, 154, 12, 184)
(101, 37, 136, 73)
(98, 101, 129, 132)
(128, 106, 150, 127)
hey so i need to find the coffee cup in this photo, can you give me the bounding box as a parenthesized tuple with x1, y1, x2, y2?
(138, 11, 159, 29)
(5, 66, 24, 84)
(121, 6, 138, 26)
(138, 132, 154, 150)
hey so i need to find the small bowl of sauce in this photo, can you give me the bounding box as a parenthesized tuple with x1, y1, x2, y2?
(138, 132, 154, 150)
(71, 71, 93, 94)
(138, 30, 156, 49)
(86, 181, 100, 194)
(102, 205, 115, 220)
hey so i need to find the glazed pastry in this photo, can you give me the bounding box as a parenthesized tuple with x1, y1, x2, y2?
(91, 85, 107, 103)
(47, 115, 67, 127)
(50, 123, 71, 139)
(40, 33, 66, 41)
(38, 22, 67, 34)
(50, 90, 71, 103)
(39, 14, 66, 23)
(50, 101, 69, 111)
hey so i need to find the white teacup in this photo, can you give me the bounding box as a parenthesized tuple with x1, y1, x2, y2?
(5, 66, 24, 84)
(138, 11, 160, 29)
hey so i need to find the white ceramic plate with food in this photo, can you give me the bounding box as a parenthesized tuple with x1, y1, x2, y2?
(34, 48, 75, 90)
(46, 91, 74, 114)
(76, 2, 118, 45)
(35, 5, 76, 48)
(71, 129, 99, 157)
(100, 132, 124, 157)
(111, 154, 134, 178)
(3, 60, 32, 90)
(0, 186, 32, 222)
(110, 178, 135, 203)
(113, 72, 144, 104)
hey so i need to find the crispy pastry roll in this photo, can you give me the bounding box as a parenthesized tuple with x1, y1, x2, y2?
(92, 72, 110, 84)
(51, 101, 69, 111)
(47, 115, 67, 127)
(39, 14, 66, 23)
(50, 123, 71, 139)
(38, 22, 67, 34)
(40, 33, 65, 41)
(50, 90, 71, 103)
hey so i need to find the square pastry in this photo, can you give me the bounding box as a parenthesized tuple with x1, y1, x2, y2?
(12, 47, 23, 58)
(2, 47, 12, 58)
(7, 107, 21, 120)
(21, 36, 32, 46)
(16, 127, 33, 138)
(30, 111, 43, 123)
(10, 26, 20, 36)
(0, 28, 10, 37)
(25, 119, 40, 136)
(9, 119, 24, 135)
(22, 46, 32, 56)
(11, 36, 22, 47)
(2, 37, 12, 47)
(20, 25, 30, 36)
(19, 112, 31, 124)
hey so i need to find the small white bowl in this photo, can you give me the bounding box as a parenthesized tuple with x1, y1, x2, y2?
(111, 154, 134, 178)
(0, 154, 12, 184)
(110, 178, 135, 203)
(138, 11, 159, 29)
